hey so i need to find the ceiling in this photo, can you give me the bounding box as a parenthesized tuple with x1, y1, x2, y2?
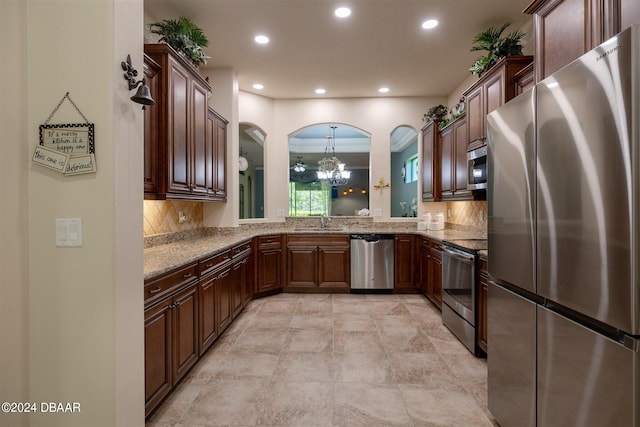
(144, 0, 534, 99)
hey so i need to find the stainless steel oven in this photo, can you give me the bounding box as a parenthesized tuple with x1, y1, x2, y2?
(441, 239, 487, 355)
(467, 146, 487, 190)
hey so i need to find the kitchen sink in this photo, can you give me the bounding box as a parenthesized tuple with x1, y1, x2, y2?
(292, 227, 345, 232)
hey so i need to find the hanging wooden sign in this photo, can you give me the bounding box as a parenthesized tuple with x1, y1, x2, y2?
(33, 92, 96, 175)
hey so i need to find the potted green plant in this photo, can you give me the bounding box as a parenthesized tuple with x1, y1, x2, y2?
(149, 16, 210, 67)
(469, 22, 525, 77)
(422, 104, 448, 123)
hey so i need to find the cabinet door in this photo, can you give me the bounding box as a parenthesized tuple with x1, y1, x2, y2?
(318, 243, 350, 289)
(484, 70, 505, 118)
(144, 299, 172, 416)
(243, 254, 254, 305)
(453, 116, 472, 198)
(190, 80, 209, 196)
(465, 85, 484, 148)
(527, 0, 591, 81)
(478, 271, 488, 354)
(167, 59, 191, 194)
(421, 122, 437, 201)
(172, 283, 199, 383)
(394, 235, 415, 289)
(439, 126, 453, 198)
(216, 268, 233, 333)
(258, 242, 282, 293)
(143, 56, 161, 194)
(287, 245, 318, 288)
(198, 275, 217, 355)
(418, 241, 430, 295)
(231, 259, 245, 317)
(427, 245, 442, 309)
(214, 114, 227, 200)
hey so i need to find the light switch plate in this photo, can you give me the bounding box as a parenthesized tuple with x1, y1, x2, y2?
(276, 209, 285, 217)
(56, 218, 83, 247)
(373, 208, 383, 217)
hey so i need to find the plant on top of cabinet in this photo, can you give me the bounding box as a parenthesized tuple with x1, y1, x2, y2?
(149, 16, 210, 67)
(469, 22, 525, 77)
(422, 104, 448, 123)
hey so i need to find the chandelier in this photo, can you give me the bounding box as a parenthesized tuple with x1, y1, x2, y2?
(293, 157, 306, 172)
(317, 125, 351, 186)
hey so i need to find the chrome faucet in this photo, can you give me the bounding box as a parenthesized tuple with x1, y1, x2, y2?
(320, 216, 332, 228)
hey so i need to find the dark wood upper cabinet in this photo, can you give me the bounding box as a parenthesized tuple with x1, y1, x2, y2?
(440, 115, 472, 201)
(463, 56, 534, 151)
(421, 121, 439, 202)
(143, 43, 227, 201)
(525, 0, 640, 82)
(143, 55, 161, 194)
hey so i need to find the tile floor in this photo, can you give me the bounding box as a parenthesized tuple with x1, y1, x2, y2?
(146, 293, 498, 427)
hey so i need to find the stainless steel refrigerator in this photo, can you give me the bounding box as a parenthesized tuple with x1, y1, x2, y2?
(487, 25, 640, 427)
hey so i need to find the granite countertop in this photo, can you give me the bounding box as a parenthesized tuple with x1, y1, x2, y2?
(144, 221, 487, 281)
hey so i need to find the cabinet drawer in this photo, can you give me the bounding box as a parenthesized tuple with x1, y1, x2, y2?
(199, 249, 232, 277)
(232, 241, 252, 258)
(258, 235, 281, 247)
(144, 263, 198, 307)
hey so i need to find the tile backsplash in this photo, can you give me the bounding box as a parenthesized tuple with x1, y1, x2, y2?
(446, 201, 487, 228)
(144, 200, 203, 236)
(143, 200, 487, 237)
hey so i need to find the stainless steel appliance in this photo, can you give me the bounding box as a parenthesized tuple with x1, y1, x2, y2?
(350, 234, 394, 291)
(441, 239, 487, 355)
(467, 146, 487, 189)
(487, 25, 640, 427)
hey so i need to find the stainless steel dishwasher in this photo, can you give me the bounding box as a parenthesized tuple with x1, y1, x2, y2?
(350, 234, 394, 292)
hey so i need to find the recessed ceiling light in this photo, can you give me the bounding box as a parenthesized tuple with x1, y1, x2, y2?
(334, 7, 351, 18)
(378, 87, 390, 93)
(254, 35, 270, 44)
(421, 19, 438, 30)
(315, 88, 326, 94)
(253, 83, 264, 90)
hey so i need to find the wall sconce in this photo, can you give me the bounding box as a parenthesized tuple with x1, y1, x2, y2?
(121, 54, 155, 109)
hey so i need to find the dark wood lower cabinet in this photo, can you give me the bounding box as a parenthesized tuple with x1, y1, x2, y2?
(417, 237, 443, 309)
(144, 297, 172, 415)
(198, 274, 217, 355)
(427, 243, 443, 309)
(477, 254, 489, 354)
(256, 235, 283, 294)
(216, 267, 233, 334)
(144, 281, 198, 417)
(145, 241, 255, 419)
(394, 234, 416, 291)
(285, 235, 350, 292)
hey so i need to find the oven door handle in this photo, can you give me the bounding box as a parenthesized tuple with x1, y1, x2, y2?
(442, 246, 475, 264)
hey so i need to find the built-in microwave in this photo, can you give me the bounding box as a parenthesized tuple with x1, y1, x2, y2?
(467, 146, 487, 190)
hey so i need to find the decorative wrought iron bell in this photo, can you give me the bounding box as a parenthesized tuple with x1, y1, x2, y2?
(130, 82, 155, 109)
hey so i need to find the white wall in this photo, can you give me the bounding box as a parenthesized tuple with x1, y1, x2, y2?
(233, 95, 445, 221)
(0, 2, 29, 427)
(0, 1, 144, 426)
(202, 67, 239, 228)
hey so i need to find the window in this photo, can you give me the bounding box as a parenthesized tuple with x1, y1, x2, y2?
(288, 182, 330, 216)
(405, 154, 419, 183)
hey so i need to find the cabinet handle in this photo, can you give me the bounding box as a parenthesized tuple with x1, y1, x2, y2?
(205, 263, 213, 268)
(148, 286, 162, 294)
(183, 272, 193, 278)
